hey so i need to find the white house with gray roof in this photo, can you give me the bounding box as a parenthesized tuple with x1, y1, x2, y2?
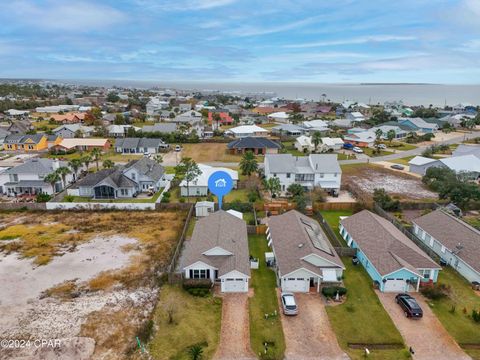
(115, 137, 169, 154)
(267, 210, 344, 292)
(0, 158, 72, 196)
(53, 124, 94, 138)
(180, 211, 250, 292)
(264, 154, 341, 195)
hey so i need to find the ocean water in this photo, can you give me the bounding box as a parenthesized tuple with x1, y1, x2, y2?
(64, 79, 480, 107)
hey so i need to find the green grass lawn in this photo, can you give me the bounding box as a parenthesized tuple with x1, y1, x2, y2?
(248, 234, 285, 359)
(389, 155, 416, 165)
(281, 141, 305, 156)
(326, 260, 409, 360)
(164, 166, 176, 174)
(185, 217, 196, 237)
(149, 285, 222, 360)
(69, 190, 162, 203)
(337, 152, 356, 160)
(319, 210, 354, 246)
(363, 148, 394, 157)
(224, 188, 250, 202)
(425, 267, 480, 358)
(387, 142, 417, 151)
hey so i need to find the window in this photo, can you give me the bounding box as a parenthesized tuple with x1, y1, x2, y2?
(334, 173, 337, 177)
(320, 173, 324, 178)
(423, 269, 431, 279)
(441, 245, 446, 253)
(131, 173, 136, 180)
(190, 269, 209, 279)
(286, 173, 291, 178)
(273, 173, 277, 177)
(295, 173, 314, 182)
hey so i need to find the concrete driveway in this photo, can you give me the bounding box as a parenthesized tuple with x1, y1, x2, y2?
(279, 292, 349, 360)
(213, 293, 255, 360)
(376, 292, 471, 360)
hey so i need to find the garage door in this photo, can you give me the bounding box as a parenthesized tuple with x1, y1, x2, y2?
(383, 279, 406, 292)
(222, 278, 248, 292)
(282, 277, 309, 292)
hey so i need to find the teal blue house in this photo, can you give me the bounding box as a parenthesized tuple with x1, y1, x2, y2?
(340, 210, 441, 292)
(398, 117, 439, 133)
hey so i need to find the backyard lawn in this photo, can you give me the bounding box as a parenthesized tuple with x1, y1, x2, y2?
(326, 260, 409, 360)
(389, 155, 416, 166)
(425, 267, 480, 359)
(149, 285, 222, 360)
(181, 143, 246, 163)
(224, 188, 250, 202)
(248, 234, 285, 359)
(280, 141, 305, 156)
(363, 147, 394, 157)
(387, 142, 417, 151)
(319, 210, 354, 246)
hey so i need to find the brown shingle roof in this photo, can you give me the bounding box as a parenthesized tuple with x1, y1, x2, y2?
(341, 210, 439, 276)
(180, 211, 250, 277)
(413, 210, 480, 273)
(267, 210, 344, 277)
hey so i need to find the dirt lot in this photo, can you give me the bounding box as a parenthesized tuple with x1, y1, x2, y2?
(278, 293, 349, 360)
(343, 164, 437, 201)
(214, 293, 255, 360)
(376, 292, 470, 360)
(181, 143, 244, 163)
(0, 210, 187, 360)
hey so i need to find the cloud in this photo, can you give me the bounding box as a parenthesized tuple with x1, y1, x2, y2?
(456, 39, 480, 52)
(231, 15, 325, 37)
(284, 35, 416, 48)
(134, 0, 237, 11)
(4, 1, 125, 32)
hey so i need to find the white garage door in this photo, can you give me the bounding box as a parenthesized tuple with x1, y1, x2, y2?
(323, 269, 337, 282)
(282, 277, 309, 292)
(222, 278, 248, 292)
(383, 279, 406, 292)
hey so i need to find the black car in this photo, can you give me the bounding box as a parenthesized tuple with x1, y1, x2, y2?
(390, 164, 405, 170)
(395, 293, 423, 318)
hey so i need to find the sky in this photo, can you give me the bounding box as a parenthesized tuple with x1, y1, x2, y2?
(0, 0, 479, 83)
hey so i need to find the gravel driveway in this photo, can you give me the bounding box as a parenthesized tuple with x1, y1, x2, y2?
(279, 292, 349, 360)
(377, 292, 471, 360)
(213, 293, 255, 360)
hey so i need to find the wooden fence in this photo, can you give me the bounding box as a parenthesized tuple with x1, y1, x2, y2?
(247, 224, 267, 235)
(314, 210, 357, 257)
(314, 202, 361, 212)
(168, 203, 194, 283)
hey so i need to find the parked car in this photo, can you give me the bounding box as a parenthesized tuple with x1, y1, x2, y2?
(395, 293, 423, 318)
(281, 292, 298, 316)
(377, 144, 387, 149)
(174, 145, 182, 152)
(352, 146, 363, 153)
(390, 164, 405, 170)
(343, 143, 354, 150)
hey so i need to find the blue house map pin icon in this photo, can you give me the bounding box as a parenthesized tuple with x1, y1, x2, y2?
(208, 171, 233, 210)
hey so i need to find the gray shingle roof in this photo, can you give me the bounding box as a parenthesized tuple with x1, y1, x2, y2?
(267, 210, 344, 277)
(125, 157, 165, 183)
(142, 123, 177, 133)
(227, 137, 281, 150)
(264, 154, 341, 174)
(5, 158, 67, 176)
(4, 134, 44, 144)
(180, 210, 250, 277)
(413, 210, 480, 273)
(341, 210, 440, 276)
(115, 137, 166, 149)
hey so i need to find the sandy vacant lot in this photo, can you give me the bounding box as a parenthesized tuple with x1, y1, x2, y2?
(0, 210, 187, 360)
(343, 165, 437, 200)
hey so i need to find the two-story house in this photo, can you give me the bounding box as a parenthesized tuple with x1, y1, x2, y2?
(264, 154, 341, 195)
(4, 134, 49, 152)
(0, 159, 71, 196)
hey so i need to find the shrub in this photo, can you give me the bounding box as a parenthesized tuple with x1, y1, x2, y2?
(472, 309, 480, 323)
(322, 286, 347, 298)
(179, 198, 186, 203)
(183, 279, 212, 290)
(420, 283, 451, 300)
(137, 319, 154, 342)
(63, 195, 75, 202)
(187, 288, 210, 297)
(36, 193, 52, 203)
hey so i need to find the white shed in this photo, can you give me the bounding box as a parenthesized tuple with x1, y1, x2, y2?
(195, 201, 215, 217)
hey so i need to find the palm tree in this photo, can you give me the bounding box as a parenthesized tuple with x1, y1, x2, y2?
(91, 148, 102, 171)
(188, 344, 203, 360)
(44, 172, 60, 194)
(263, 177, 281, 198)
(153, 154, 163, 164)
(103, 159, 115, 169)
(56, 167, 71, 189)
(311, 131, 322, 152)
(239, 151, 258, 178)
(82, 155, 92, 171)
(68, 158, 82, 181)
(386, 129, 396, 145)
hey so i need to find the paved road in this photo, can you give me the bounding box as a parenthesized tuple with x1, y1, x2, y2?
(339, 131, 480, 165)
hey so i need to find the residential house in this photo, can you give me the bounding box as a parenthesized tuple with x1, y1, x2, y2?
(142, 123, 178, 134)
(146, 97, 169, 117)
(227, 137, 281, 155)
(452, 144, 480, 159)
(340, 210, 441, 292)
(4, 134, 48, 152)
(0, 158, 72, 196)
(53, 124, 94, 138)
(72, 157, 167, 199)
(343, 130, 376, 148)
(264, 154, 341, 195)
(8, 120, 33, 134)
(180, 210, 250, 292)
(49, 112, 86, 124)
(115, 138, 169, 154)
(320, 137, 344, 151)
(267, 210, 345, 292)
(55, 138, 111, 152)
(408, 154, 480, 179)
(0, 128, 11, 150)
(346, 112, 366, 122)
(295, 135, 315, 153)
(172, 110, 202, 124)
(46, 135, 63, 149)
(371, 125, 408, 139)
(413, 210, 480, 283)
(225, 125, 269, 138)
(180, 164, 238, 197)
(36, 105, 79, 113)
(208, 111, 233, 127)
(331, 119, 354, 128)
(271, 124, 306, 137)
(267, 111, 290, 123)
(302, 120, 330, 134)
(5, 109, 29, 117)
(107, 124, 141, 138)
(398, 117, 439, 133)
